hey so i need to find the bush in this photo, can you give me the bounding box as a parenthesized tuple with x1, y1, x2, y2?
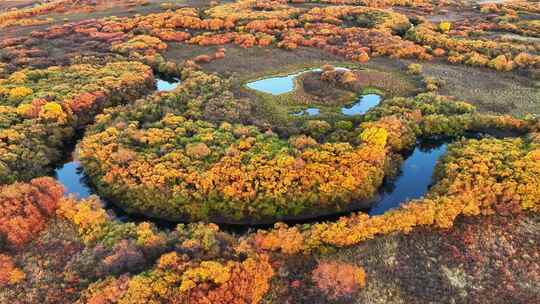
(360, 127, 388, 146)
(438, 21, 451, 32)
(407, 63, 422, 75)
(185, 142, 211, 159)
(312, 261, 366, 299)
(0, 177, 63, 249)
(335, 120, 353, 131)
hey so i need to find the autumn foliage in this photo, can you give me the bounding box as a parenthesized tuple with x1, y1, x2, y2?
(0, 177, 63, 249)
(251, 137, 540, 254)
(80, 253, 274, 304)
(0, 61, 154, 183)
(0, 254, 25, 287)
(0, 0, 537, 74)
(312, 261, 366, 299)
(0, 0, 539, 302)
(78, 69, 388, 222)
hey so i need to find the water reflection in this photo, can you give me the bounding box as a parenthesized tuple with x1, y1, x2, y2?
(369, 140, 448, 215)
(292, 108, 320, 116)
(341, 94, 381, 116)
(246, 67, 350, 95)
(54, 159, 91, 198)
(156, 77, 181, 92)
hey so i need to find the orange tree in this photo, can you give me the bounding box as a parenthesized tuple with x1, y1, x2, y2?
(0, 177, 63, 250)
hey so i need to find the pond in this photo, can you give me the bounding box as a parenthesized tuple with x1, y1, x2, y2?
(246, 67, 350, 95)
(156, 77, 181, 92)
(290, 94, 381, 117)
(341, 94, 381, 116)
(246, 71, 305, 95)
(292, 108, 320, 116)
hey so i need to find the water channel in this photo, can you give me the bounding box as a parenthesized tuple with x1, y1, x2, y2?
(52, 75, 483, 230)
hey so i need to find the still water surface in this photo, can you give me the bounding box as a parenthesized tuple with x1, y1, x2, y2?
(55, 141, 450, 219)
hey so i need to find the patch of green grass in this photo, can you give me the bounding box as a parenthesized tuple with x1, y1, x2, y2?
(362, 87, 385, 96)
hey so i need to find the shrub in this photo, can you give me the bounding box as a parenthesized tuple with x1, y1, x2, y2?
(335, 120, 353, 131)
(185, 142, 211, 159)
(360, 127, 388, 146)
(312, 261, 366, 299)
(0, 177, 63, 249)
(8, 86, 32, 102)
(407, 63, 422, 75)
(304, 119, 331, 137)
(0, 254, 25, 286)
(438, 21, 451, 32)
(488, 55, 514, 71)
(289, 135, 318, 149)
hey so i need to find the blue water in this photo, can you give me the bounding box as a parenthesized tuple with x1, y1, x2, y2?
(341, 94, 381, 116)
(246, 72, 303, 95)
(54, 160, 91, 198)
(55, 77, 181, 198)
(290, 94, 381, 117)
(156, 78, 181, 91)
(368, 142, 448, 216)
(245, 67, 351, 95)
(56, 141, 449, 217)
(293, 108, 320, 116)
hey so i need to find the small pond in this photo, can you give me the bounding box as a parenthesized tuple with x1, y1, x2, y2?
(156, 77, 181, 92)
(290, 93, 381, 117)
(341, 94, 381, 116)
(246, 71, 304, 95)
(292, 108, 320, 116)
(246, 67, 350, 95)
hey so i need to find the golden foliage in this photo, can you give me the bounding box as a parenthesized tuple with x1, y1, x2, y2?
(360, 127, 388, 146)
(251, 138, 540, 254)
(0, 254, 25, 286)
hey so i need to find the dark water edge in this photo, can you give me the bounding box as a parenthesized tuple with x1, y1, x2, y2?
(53, 136, 474, 234)
(368, 139, 448, 216)
(290, 94, 382, 117)
(341, 94, 382, 116)
(156, 77, 181, 92)
(51, 74, 520, 233)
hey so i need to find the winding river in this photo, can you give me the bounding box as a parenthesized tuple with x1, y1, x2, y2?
(54, 138, 455, 228)
(368, 140, 447, 216)
(51, 73, 472, 230)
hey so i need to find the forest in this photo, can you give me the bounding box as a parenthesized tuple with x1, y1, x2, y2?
(0, 0, 539, 303)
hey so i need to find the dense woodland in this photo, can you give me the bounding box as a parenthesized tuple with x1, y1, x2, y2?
(0, 0, 539, 303)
